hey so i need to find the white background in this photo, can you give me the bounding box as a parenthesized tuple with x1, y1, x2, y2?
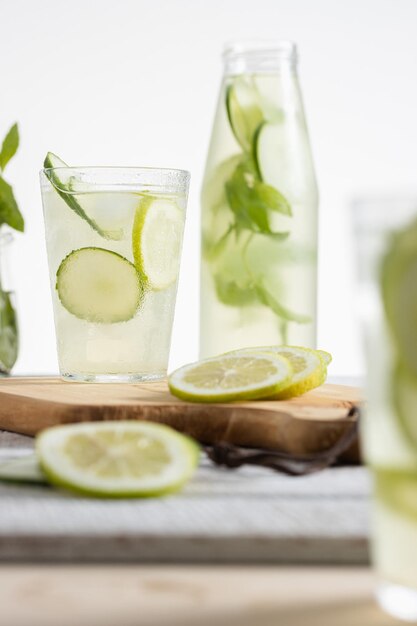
(1, 0, 417, 377)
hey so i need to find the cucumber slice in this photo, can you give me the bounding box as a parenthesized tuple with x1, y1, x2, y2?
(226, 77, 264, 153)
(132, 195, 184, 290)
(56, 247, 143, 323)
(393, 365, 417, 448)
(375, 468, 417, 522)
(43, 153, 122, 241)
(254, 121, 290, 187)
(381, 219, 417, 377)
(0, 454, 47, 484)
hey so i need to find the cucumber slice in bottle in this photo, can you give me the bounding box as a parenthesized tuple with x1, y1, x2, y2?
(226, 77, 264, 152)
(43, 152, 122, 241)
(132, 195, 184, 290)
(56, 247, 143, 323)
(254, 121, 290, 186)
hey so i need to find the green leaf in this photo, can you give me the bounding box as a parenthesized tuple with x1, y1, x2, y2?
(0, 288, 18, 373)
(202, 224, 235, 261)
(202, 155, 242, 214)
(255, 183, 292, 216)
(0, 176, 24, 232)
(44, 153, 122, 241)
(0, 124, 19, 172)
(214, 275, 258, 307)
(259, 230, 290, 242)
(256, 283, 311, 323)
(225, 159, 292, 237)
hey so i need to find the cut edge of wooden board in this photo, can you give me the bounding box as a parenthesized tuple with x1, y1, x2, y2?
(0, 534, 370, 565)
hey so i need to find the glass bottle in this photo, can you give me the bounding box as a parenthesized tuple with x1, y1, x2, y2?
(0, 232, 18, 374)
(200, 41, 318, 357)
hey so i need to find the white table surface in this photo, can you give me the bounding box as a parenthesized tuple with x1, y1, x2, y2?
(0, 376, 369, 563)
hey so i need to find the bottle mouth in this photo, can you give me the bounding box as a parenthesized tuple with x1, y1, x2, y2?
(223, 40, 297, 67)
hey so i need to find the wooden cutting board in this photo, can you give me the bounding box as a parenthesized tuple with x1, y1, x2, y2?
(0, 377, 361, 460)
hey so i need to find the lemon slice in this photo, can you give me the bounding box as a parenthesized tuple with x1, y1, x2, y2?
(316, 349, 332, 366)
(36, 422, 199, 498)
(226, 345, 328, 399)
(132, 194, 185, 290)
(168, 353, 292, 403)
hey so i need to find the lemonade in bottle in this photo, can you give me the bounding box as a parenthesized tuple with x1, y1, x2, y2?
(200, 42, 318, 356)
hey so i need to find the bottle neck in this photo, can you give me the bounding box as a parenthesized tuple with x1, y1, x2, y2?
(223, 40, 297, 76)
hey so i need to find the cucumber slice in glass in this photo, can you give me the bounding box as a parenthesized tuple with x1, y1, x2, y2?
(132, 195, 184, 290)
(56, 247, 144, 323)
(226, 77, 264, 152)
(43, 152, 122, 241)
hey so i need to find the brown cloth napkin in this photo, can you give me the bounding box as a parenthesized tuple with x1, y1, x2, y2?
(205, 406, 360, 476)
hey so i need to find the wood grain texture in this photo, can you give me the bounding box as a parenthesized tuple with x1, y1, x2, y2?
(0, 378, 362, 459)
(0, 566, 394, 626)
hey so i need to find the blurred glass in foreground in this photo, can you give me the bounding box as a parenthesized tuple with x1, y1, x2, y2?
(353, 197, 417, 622)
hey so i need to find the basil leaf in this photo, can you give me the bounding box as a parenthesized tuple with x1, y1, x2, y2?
(0, 124, 19, 172)
(202, 224, 235, 261)
(256, 284, 311, 323)
(255, 182, 292, 216)
(0, 288, 18, 373)
(215, 276, 258, 307)
(0, 176, 24, 232)
(225, 159, 292, 236)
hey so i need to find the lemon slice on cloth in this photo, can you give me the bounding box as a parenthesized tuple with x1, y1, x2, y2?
(36, 421, 199, 498)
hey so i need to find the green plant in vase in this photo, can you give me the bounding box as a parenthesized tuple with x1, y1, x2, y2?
(0, 123, 24, 374)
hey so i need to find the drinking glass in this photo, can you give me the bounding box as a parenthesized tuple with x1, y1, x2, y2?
(353, 197, 417, 621)
(40, 166, 190, 382)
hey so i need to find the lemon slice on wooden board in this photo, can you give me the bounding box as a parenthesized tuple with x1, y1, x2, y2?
(36, 422, 199, 498)
(226, 345, 328, 399)
(168, 353, 293, 403)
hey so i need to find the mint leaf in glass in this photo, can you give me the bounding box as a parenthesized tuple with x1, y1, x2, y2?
(44, 152, 122, 241)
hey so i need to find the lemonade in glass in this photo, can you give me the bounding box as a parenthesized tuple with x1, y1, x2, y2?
(40, 155, 189, 382)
